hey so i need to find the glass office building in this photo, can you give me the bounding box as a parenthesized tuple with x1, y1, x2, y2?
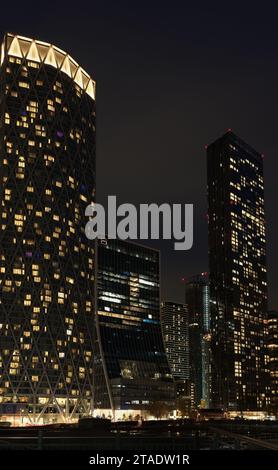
(95, 238, 175, 418)
(207, 131, 269, 411)
(0, 34, 96, 424)
(185, 273, 211, 408)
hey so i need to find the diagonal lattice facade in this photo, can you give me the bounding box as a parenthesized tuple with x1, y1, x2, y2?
(0, 34, 96, 423)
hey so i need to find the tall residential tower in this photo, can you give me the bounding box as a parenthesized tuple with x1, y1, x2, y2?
(267, 311, 278, 414)
(161, 301, 189, 399)
(207, 131, 269, 411)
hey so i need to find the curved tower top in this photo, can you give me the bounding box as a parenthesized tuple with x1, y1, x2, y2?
(1, 33, 96, 100)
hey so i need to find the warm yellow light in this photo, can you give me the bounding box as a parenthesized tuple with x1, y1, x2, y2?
(1, 33, 96, 100)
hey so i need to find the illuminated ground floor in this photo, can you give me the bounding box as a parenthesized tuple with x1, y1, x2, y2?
(0, 396, 92, 426)
(0, 396, 273, 427)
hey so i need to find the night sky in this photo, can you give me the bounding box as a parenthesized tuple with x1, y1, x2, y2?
(1, 1, 278, 308)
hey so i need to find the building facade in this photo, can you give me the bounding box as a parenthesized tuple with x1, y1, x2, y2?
(267, 311, 278, 414)
(185, 273, 211, 409)
(207, 131, 269, 411)
(0, 33, 96, 424)
(161, 301, 190, 400)
(96, 238, 175, 419)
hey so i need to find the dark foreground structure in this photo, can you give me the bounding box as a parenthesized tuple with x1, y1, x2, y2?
(0, 419, 277, 451)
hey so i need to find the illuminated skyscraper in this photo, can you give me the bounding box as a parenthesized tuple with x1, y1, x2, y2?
(207, 131, 269, 411)
(95, 238, 175, 418)
(161, 301, 190, 399)
(267, 311, 278, 414)
(185, 273, 211, 408)
(0, 33, 96, 423)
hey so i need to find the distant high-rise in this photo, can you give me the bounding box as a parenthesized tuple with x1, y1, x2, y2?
(207, 131, 269, 411)
(161, 301, 189, 398)
(185, 273, 211, 408)
(96, 238, 175, 419)
(0, 34, 96, 424)
(267, 311, 278, 413)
